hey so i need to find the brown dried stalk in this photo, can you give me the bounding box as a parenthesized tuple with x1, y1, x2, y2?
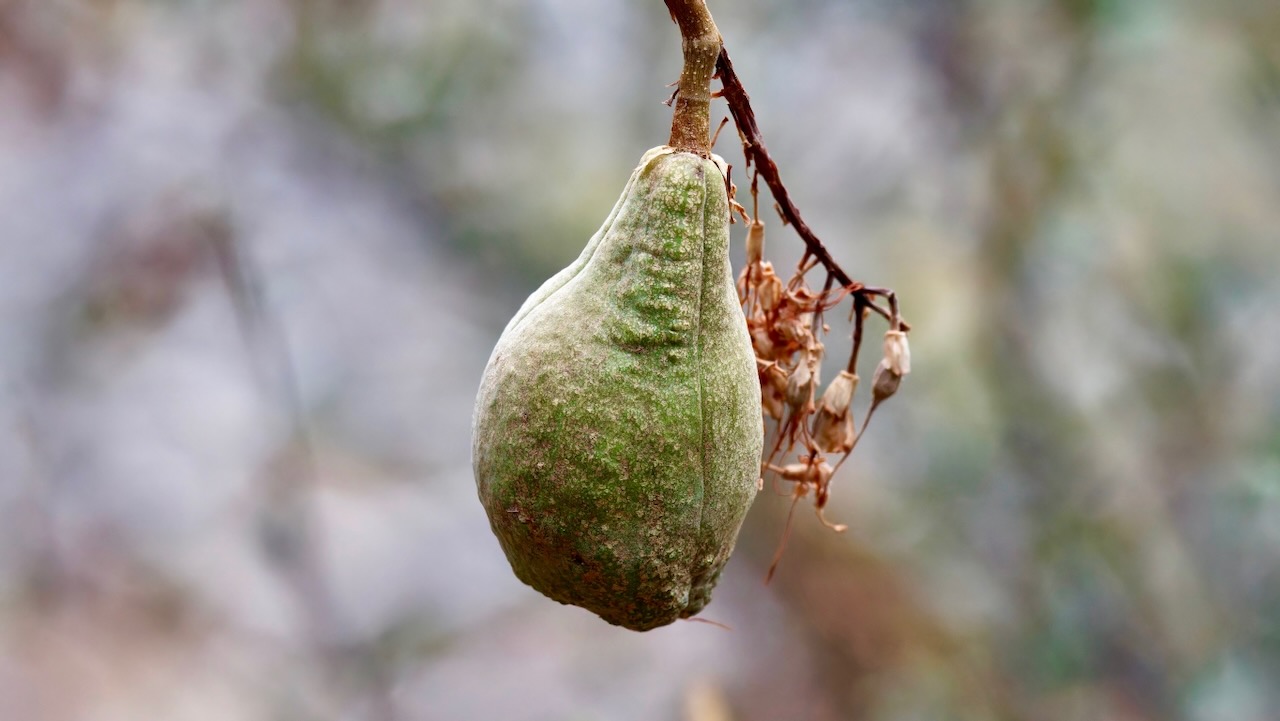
(665, 0, 912, 580)
(715, 47, 908, 333)
(664, 0, 907, 330)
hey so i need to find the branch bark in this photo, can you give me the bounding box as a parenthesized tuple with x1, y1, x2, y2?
(664, 0, 722, 156)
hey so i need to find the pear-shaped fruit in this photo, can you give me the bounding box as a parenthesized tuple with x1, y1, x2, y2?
(473, 146, 763, 631)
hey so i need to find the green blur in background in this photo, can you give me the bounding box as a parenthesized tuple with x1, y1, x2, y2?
(0, 0, 1278, 720)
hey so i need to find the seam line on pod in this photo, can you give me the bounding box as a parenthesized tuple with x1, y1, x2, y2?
(694, 158, 711, 550)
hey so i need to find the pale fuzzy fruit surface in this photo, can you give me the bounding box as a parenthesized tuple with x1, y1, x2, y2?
(472, 146, 763, 631)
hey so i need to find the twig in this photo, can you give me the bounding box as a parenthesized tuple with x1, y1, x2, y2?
(663, 3, 906, 331)
(715, 47, 910, 332)
(664, 0, 722, 156)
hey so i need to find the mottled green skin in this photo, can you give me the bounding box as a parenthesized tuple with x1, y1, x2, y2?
(472, 147, 763, 631)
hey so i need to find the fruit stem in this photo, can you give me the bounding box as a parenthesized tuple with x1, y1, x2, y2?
(664, 0, 722, 157)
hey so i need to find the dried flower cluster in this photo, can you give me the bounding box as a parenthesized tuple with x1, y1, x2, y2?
(732, 186, 910, 581)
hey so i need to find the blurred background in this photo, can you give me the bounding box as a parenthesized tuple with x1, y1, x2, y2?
(2, 0, 1279, 719)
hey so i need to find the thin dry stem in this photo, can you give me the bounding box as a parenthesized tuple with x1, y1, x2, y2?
(715, 47, 909, 333)
(766, 490, 804, 584)
(660, 5, 912, 579)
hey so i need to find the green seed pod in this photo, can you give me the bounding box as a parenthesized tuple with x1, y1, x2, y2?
(472, 146, 763, 631)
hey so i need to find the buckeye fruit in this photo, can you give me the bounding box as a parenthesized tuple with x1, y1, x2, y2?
(472, 146, 762, 631)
